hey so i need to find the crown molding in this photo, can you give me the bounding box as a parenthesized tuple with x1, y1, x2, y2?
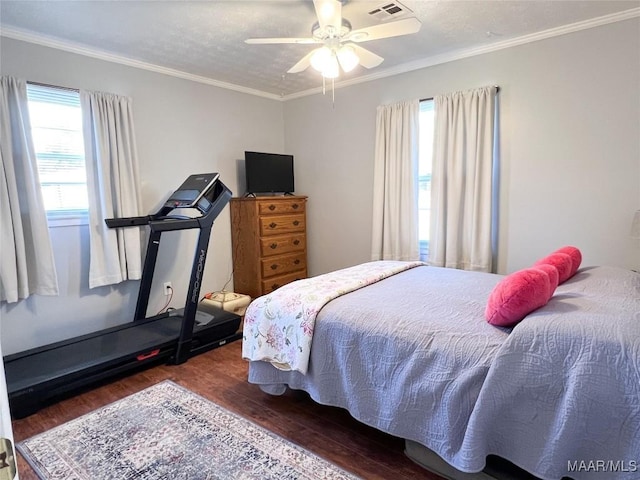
(2, 6, 638, 102)
(282, 7, 640, 101)
(0, 26, 283, 101)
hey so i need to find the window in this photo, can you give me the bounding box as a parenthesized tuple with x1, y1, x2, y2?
(418, 99, 434, 261)
(26, 83, 88, 222)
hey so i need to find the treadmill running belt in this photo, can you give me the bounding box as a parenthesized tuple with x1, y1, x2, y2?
(5, 316, 182, 392)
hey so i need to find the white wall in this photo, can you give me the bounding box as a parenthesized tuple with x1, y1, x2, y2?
(1, 37, 284, 354)
(284, 18, 640, 276)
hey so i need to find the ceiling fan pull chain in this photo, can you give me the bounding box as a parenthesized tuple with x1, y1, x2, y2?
(332, 77, 335, 107)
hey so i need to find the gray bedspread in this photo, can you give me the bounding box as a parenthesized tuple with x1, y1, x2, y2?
(462, 266, 640, 479)
(247, 265, 640, 480)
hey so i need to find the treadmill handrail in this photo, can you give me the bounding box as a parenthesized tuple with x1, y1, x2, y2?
(106, 214, 206, 231)
(105, 215, 154, 228)
(150, 217, 201, 232)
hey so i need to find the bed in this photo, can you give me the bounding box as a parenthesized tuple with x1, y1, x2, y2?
(242, 261, 640, 480)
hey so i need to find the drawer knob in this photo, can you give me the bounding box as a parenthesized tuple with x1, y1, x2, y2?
(269, 222, 277, 228)
(268, 204, 276, 211)
(294, 259, 300, 265)
(293, 239, 300, 245)
(292, 204, 299, 209)
(270, 264, 278, 270)
(272, 283, 280, 290)
(270, 243, 278, 249)
(293, 220, 300, 226)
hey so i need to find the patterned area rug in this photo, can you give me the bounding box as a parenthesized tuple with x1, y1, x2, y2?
(17, 380, 360, 480)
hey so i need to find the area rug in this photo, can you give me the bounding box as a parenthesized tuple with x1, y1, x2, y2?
(17, 380, 360, 480)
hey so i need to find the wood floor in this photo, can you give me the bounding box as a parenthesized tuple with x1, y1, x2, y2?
(11, 340, 445, 480)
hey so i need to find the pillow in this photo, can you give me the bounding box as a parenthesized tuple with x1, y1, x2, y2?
(554, 246, 582, 278)
(534, 252, 573, 284)
(532, 263, 559, 293)
(485, 268, 552, 327)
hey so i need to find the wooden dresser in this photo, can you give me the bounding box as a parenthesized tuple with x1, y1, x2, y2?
(230, 196, 307, 298)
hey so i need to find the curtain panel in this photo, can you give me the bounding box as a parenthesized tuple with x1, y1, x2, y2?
(81, 90, 143, 288)
(0, 76, 58, 303)
(429, 86, 497, 272)
(371, 100, 420, 262)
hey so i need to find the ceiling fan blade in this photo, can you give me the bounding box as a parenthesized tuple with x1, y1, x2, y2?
(287, 49, 320, 74)
(245, 37, 319, 45)
(348, 17, 422, 42)
(313, 0, 342, 31)
(350, 44, 384, 69)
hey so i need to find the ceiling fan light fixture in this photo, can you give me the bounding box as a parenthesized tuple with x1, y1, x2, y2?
(310, 46, 340, 78)
(337, 45, 359, 72)
(323, 54, 340, 79)
(310, 46, 332, 72)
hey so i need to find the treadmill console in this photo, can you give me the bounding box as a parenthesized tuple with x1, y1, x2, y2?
(164, 173, 220, 209)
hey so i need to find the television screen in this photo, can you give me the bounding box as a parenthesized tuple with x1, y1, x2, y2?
(245, 151, 294, 194)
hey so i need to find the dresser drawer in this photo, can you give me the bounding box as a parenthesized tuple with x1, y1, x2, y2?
(260, 233, 306, 257)
(259, 214, 305, 236)
(258, 199, 305, 215)
(262, 271, 307, 294)
(261, 252, 306, 278)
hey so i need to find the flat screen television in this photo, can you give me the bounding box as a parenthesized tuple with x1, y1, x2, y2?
(245, 151, 294, 195)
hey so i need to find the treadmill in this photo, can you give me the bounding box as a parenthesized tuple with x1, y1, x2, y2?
(4, 173, 241, 419)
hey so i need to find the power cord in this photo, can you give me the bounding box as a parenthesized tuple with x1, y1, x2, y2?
(157, 285, 173, 314)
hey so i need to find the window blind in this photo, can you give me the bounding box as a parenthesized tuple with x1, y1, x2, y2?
(26, 83, 88, 215)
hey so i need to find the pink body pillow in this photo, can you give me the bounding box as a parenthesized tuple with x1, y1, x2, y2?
(534, 252, 573, 284)
(485, 268, 552, 327)
(532, 263, 559, 293)
(554, 246, 582, 278)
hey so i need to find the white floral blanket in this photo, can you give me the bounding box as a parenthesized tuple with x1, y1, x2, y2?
(241, 260, 424, 374)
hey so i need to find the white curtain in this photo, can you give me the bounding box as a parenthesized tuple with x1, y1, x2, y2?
(81, 90, 143, 288)
(429, 86, 497, 272)
(371, 100, 420, 261)
(0, 76, 58, 303)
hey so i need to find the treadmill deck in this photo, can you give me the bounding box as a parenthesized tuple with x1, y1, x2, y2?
(4, 308, 241, 418)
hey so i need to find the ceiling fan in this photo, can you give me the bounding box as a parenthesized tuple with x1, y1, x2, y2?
(245, 0, 422, 79)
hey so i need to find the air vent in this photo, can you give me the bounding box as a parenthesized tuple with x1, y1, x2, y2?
(368, 1, 413, 21)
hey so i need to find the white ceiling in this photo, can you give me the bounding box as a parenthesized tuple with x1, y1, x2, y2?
(1, 0, 638, 100)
